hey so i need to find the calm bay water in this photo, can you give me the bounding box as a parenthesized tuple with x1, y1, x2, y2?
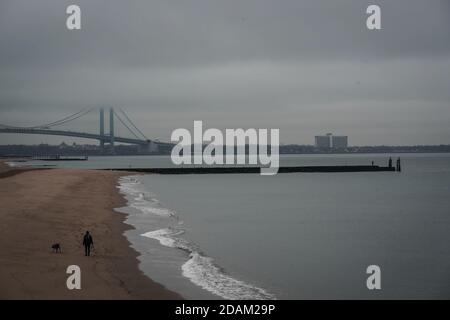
(11, 154, 450, 299)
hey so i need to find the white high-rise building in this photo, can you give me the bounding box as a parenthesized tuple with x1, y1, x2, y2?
(314, 133, 332, 148)
(331, 135, 348, 148)
(314, 133, 348, 148)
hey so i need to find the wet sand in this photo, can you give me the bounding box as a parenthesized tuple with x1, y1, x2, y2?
(0, 162, 181, 299)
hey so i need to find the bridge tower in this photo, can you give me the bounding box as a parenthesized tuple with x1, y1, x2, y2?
(99, 108, 105, 152)
(109, 107, 115, 153)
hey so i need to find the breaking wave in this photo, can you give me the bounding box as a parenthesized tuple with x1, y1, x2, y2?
(118, 175, 275, 300)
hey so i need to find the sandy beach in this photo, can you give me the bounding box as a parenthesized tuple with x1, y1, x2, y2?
(0, 161, 181, 299)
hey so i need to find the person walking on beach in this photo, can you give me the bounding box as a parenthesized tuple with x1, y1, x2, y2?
(396, 157, 402, 172)
(83, 231, 94, 256)
(388, 157, 393, 168)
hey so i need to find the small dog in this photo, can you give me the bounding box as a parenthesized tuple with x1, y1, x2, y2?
(51, 243, 61, 253)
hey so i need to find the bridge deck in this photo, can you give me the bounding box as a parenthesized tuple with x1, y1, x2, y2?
(0, 128, 171, 146)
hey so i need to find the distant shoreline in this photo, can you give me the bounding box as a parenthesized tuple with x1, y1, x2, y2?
(1, 144, 450, 157)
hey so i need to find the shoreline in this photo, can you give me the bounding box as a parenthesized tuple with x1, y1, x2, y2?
(117, 174, 277, 300)
(0, 161, 182, 299)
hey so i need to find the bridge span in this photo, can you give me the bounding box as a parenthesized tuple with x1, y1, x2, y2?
(0, 108, 173, 152)
(0, 127, 154, 145)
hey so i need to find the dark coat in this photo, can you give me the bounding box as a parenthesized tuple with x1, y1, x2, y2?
(83, 234, 93, 246)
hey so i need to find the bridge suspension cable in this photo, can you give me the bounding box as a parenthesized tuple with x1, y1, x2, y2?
(36, 108, 94, 128)
(0, 108, 94, 129)
(117, 108, 148, 141)
(113, 110, 143, 141)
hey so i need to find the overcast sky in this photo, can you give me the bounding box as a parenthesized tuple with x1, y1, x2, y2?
(0, 0, 449, 145)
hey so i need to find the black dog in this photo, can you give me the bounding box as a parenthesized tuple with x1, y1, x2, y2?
(51, 243, 61, 253)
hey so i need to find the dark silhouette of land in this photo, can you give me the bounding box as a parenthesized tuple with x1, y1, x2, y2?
(1, 143, 450, 157)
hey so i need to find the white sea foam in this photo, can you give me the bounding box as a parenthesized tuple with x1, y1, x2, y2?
(142, 227, 275, 300)
(117, 176, 175, 218)
(118, 175, 276, 300)
(142, 228, 186, 249)
(182, 251, 276, 300)
(5, 161, 17, 167)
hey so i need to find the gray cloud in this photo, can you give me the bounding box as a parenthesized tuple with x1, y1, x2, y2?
(1, 0, 449, 145)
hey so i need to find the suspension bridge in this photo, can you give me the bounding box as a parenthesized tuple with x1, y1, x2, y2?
(0, 108, 170, 153)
